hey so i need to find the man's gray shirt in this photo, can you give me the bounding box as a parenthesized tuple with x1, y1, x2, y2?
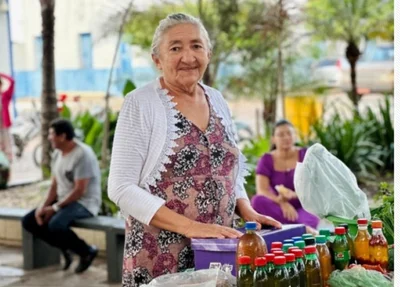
(51, 140, 101, 216)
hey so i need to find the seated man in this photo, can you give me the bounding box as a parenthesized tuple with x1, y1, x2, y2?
(22, 118, 101, 273)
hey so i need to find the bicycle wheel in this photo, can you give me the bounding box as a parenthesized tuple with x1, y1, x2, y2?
(33, 144, 42, 167)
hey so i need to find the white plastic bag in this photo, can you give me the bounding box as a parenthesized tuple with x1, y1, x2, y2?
(294, 143, 371, 220)
(142, 269, 236, 287)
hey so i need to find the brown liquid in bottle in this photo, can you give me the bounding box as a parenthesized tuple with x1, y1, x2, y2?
(236, 222, 267, 272)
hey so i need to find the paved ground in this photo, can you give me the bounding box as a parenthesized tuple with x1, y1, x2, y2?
(0, 245, 120, 287)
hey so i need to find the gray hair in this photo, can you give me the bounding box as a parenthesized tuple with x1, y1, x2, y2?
(151, 13, 212, 56)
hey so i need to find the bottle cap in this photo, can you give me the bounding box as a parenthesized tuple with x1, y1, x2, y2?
(319, 229, 331, 237)
(255, 257, 267, 266)
(270, 248, 281, 252)
(302, 233, 313, 239)
(292, 249, 304, 258)
(288, 246, 298, 253)
(335, 227, 346, 235)
(238, 256, 251, 265)
(245, 221, 257, 230)
(284, 253, 296, 262)
(371, 220, 383, 228)
(273, 256, 286, 265)
(304, 237, 316, 246)
(339, 223, 349, 231)
(292, 236, 303, 242)
(282, 243, 294, 252)
(304, 246, 317, 254)
(271, 242, 283, 249)
(272, 250, 285, 256)
(294, 240, 305, 249)
(283, 239, 295, 245)
(265, 253, 275, 263)
(316, 235, 326, 244)
(358, 218, 368, 225)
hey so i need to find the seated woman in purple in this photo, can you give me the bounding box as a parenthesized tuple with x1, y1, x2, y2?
(251, 120, 319, 234)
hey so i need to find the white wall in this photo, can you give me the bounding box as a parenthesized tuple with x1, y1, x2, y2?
(11, 0, 120, 71)
(0, 10, 11, 74)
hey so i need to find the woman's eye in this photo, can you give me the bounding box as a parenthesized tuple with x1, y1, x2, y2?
(171, 47, 180, 52)
(193, 44, 203, 49)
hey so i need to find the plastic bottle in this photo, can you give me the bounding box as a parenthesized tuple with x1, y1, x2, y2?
(315, 235, 332, 287)
(294, 240, 306, 262)
(254, 257, 269, 287)
(271, 242, 283, 249)
(237, 222, 267, 271)
(272, 250, 285, 257)
(283, 239, 295, 245)
(369, 220, 388, 270)
(319, 229, 334, 267)
(304, 246, 322, 287)
(285, 253, 300, 287)
(282, 243, 294, 253)
(304, 237, 319, 257)
(332, 227, 350, 270)
(292, 236, 303, 242)
(265, 253, 275, 281)
(292, 249, 306, 287)
(302, 234, 313, 240)
(338, 223, 356, 264)
(294, 240, 306, 251)
(237, 256, 254, 287)
(354, 218, 371, 265)
(273, 256, 290, 287)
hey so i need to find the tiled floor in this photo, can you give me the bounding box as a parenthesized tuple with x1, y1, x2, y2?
(0, 245, 120, 287)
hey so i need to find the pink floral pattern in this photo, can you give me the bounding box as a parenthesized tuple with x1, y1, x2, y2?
(122, 100, 239, 286)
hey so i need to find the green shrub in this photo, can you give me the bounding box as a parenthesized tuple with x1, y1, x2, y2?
(370, 182, 394, 245)
(363, 96, 394, 172)
(242, 136, 270, 198)
(309, 109, 384, 178)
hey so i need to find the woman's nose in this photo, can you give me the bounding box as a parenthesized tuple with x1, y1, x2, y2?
(181, 48, 196, 63)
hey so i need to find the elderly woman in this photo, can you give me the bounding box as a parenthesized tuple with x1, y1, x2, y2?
(108, 13, 281, 286)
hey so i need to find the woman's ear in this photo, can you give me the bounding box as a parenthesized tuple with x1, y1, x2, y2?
(152, 54, 162, 71)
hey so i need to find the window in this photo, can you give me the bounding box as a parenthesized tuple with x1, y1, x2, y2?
(34, 36, 43, 69)
(80, 33, 92, 69)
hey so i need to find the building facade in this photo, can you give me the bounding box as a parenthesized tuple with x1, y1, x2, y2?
(10, 0, 156, 99)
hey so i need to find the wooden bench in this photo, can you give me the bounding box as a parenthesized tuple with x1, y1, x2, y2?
(0, 207, 125, 283)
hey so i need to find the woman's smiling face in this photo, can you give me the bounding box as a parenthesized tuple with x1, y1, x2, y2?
(152, 23, 210, 88)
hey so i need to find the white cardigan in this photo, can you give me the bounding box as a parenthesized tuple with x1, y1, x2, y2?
(108, 78, 249, 225)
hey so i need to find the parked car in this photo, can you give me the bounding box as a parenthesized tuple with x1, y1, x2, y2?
(311, 58, 343, 89)
(312, 43, 394, 93)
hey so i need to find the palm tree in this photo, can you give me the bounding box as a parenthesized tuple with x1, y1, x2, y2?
(306, 0, 393, 108)
(39, 0, 59, 177)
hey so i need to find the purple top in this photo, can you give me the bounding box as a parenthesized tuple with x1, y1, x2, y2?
(256, 148, 307, 207)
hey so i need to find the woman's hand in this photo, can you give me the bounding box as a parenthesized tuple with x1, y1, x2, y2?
(280, 201, 298, 222)
(184, 222, 243, 239)
(275, 185, 297, 201)
(236, 199, 282, 230)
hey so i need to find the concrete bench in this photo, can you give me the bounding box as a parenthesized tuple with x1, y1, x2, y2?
(0, 207, 125, 283)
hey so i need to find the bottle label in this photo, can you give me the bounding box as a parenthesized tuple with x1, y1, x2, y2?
(335, 250, 350, 262)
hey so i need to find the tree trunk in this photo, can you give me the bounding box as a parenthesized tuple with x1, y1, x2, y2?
(39, 0, 58, 178)
(345, 40, 361, 108)
(275, 0, 285, 120)
(100, 1, 133, 168)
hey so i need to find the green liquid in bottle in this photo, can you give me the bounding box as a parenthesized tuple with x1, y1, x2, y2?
(237, 256, 253, 287)
(304, 247, 322, 287)
(333, 227, 350, 271)
(273, 257, 290, 287)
